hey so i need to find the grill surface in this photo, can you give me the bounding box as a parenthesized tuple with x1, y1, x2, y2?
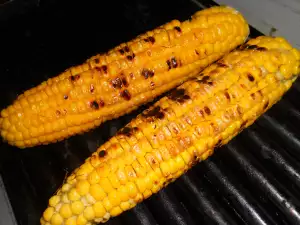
(0, 0, 300, 225)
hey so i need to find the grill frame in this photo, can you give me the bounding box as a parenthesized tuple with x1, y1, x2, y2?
(0, 0, 300, 225)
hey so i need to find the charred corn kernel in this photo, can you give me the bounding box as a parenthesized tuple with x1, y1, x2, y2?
(1, 6, 249, 148)
(41, 36, 300, 225)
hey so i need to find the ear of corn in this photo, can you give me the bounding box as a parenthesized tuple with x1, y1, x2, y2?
(40, 36, 300, 225)
(0, 6, 249, 148)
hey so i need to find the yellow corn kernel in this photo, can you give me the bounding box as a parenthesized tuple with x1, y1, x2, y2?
(2, 5, 249, 148)
(77, 214, 87, 225)
(43, 207, 54, 221)
(76, 180, 90, 196)
(71, 201, 84, 215)
(110, 207, 123, 217)
(65, 217, 76, 225)
(89, 184, 106, 201)
(49, 196, 60, 207)
(50, 213, 63, 225)
(67, 188, 81, 201)
(93, 202, 106, 218)
(59, 204, 72, 219)
(83, 206, 95, 221)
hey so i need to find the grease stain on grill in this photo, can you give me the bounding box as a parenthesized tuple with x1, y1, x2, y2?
(98, 150, 106, 158)
(94, 58, 100, 64)
(204, 106, 211, 115)
(70, 74, 80, 81)
(248, 73, 255, 82)
(64, 95, 68, 100)
(141, 68, 154, 79)
(167, 88, 191, 103)
(120, 89, 131, 100)
(174, 26, 181, 32)
(118, 127, 139, 137)
(142, 106, 165, 120)
(90, 101, 99, 110)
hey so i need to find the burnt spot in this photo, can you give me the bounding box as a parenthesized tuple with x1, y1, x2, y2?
(237, 106, 243, 115)
(99, 150, 107, 158)
(171, 57, 178, 68)
(150, 81, 155, 88)
(150, 157, 158, 165)
(124, 46, 130, 52)
(56, 110, 61, 116)
(111, 77, 123, 89)
(70, 74, 80, 81)
(144, 36, 155, 44)
(167, 57, 178, 70)
(141, 68, 154, 79)
(90, 101, 99, 110)
(263, 100, 269, 110)
(215, 139, 222, 148)
(142, 106, 165, 120)
(94, 58, 100, 64)
(240, 120, 248, 129)
(167, 89, 191, 103)
(207, 81, 214, 86)
(129, 73, 134, 79)
(119, 49, 125, 55)
(90, 84, 95, 93)
(122, 77, 128, 87)
(257, 47, 267, 51)
(95, 67, 101, 72)
(127, 55, 133, 61)
(64, 95, 68, 100)
(101, 65, 108, 74)
(174, 26, 181, 32)
(120, 89, 131, 100)
(257, 90, 263, 96)
(240, 84, 246, 89)
(204, 106, 211, 115)
(251, 93, 256, 100)
(247, 45, 258, 50)
(199, 109, 204, 117)
(224, 92, 230, 100)
(154, 180, 159, 185)
(210, 123, 219, 133)
(99, 99, 105, 107)
(118, 126, 139, 137)
(197, 75, 211, 84)
(247, 73, 255, 82)
(195, 50, 199, 55)
(216, 62, 229, 68)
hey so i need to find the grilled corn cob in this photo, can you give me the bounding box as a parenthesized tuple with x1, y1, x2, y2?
(0, 6, 249, 148)
(40, 36, 300, 225)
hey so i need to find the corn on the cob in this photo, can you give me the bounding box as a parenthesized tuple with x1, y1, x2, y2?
(0, 6, 249, 148)
(40, 36, 300, 225)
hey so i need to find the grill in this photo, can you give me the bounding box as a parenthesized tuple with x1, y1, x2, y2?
(0, 0, 300, 224)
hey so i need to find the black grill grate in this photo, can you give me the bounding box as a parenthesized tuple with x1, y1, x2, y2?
(1, 0, 300, 225)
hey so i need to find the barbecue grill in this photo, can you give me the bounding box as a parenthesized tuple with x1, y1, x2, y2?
(1, 0, 300, 224)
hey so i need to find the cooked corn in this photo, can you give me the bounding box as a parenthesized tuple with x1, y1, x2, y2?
(0, 6, 249, 148)
(40, 36, 300, 225)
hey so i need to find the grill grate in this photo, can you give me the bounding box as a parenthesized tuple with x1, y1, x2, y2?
(0, 0, 300, 225)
